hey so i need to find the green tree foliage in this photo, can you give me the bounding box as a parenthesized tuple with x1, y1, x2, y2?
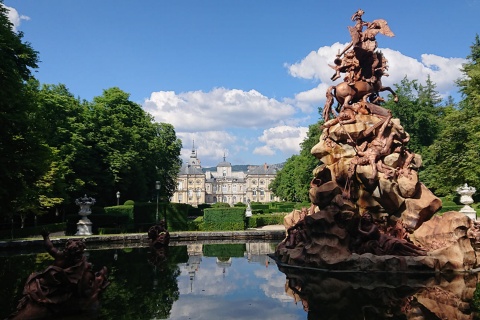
(421, 35, 480, 196)
(33, 83, 88, 211)
(0, 4, 50, 219)
(383, 75, 443, 155)
(270, 122, 322, 202)
(152, 123, 182, 201)
(79, 87, 182, 206)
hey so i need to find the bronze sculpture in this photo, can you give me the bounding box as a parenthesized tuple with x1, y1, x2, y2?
(274, 9, 480, 274)
(8, 231, 110, 319)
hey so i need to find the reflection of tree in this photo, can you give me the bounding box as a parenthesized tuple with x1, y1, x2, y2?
(203, 244, 246, 258)
(92, 247, 187, 320)
(0, 254, 46, 319)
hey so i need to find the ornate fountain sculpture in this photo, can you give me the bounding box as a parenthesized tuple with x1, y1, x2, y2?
(274, 9, 480, 274)
(75, 194, 95, 236)
(457, 183, 477, 221)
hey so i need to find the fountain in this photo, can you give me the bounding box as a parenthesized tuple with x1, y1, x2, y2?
(273, 9, 480, 274)
(75, 194, 95, 236)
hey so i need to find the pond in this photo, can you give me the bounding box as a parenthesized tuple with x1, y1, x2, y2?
(1, 241, 479, 319)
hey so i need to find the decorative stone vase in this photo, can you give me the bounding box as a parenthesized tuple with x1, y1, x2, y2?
(456, 184, 477, 221)
(75, 195, 96, 235)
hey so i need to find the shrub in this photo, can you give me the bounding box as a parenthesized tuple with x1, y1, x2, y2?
(124, 200, 135, 206)
(0, 223, 66, 239)
(212, 202, 231, 208)
(248, 213, 286, 228)
(203, 207, 245, 231)
(233, 202, 247, 207)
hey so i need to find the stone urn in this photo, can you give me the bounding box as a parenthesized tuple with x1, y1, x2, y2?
(456, 183, 476, 221)
(75, 195, 95, 235)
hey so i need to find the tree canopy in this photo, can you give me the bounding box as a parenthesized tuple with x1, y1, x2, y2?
(0, 3, 182, 224)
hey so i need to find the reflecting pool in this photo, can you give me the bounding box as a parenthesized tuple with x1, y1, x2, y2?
(1, 242, 480, 319)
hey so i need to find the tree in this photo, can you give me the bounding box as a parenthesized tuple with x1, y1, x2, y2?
(151, 123, 182, 201)
(270, 122, 322, 202)
(0, 3, 50, 221)
(421, 35, 480, 196)
(33, 83, 89, 215)
(383, 76, 443, 155)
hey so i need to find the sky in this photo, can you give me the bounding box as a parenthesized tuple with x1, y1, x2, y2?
(4, 1, 480, 167)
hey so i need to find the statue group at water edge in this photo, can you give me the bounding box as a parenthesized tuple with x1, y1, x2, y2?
(275, 9, 480, 275)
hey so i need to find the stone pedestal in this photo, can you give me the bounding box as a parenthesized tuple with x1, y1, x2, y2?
(456, 183, 477, 221)
(76, 217, 93, 236)
(75, 195, 95, 236)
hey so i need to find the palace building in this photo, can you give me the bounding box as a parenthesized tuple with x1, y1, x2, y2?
(171, 145, 280, 206)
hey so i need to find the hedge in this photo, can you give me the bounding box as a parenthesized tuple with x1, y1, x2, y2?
(133, 202, 189, 232)
(203, 207, 245, 231)
(65, 213, 132, 235)
(247, 214, 286, 228)
(0, 222, 66, 240)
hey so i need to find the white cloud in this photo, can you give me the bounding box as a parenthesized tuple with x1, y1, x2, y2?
(285, 44, 467, 110)
(254, 126, 308, 156)
(3, 5, 30, 32)
(143, 87, 296, 132)
(177, 131, 237, 166)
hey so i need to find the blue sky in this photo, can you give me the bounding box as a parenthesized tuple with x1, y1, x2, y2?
(5, 1, 479, 167)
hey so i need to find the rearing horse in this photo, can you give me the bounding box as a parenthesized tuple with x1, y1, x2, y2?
(322, 80, 398, 121)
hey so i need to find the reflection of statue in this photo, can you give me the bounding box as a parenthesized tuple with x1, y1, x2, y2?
(275, 265, 479, 320)
(8, 231, 109, 319)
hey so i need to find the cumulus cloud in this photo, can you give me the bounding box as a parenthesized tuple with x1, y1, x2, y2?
(177, 131, 238, 166)
(254, 126, 308, 156)
(143, 87, 295, 132)
(145, 43, 466, 166)
(3, 5, 30, 32)
(285, 44, 467, 109)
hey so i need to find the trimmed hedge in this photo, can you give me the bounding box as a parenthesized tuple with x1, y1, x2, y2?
(104, 205, 134, 221)
(202, 207, 245, 231)
(0, 222, 66, 240)
(133, 202, 189, 232)
(247, 214, 286, 228)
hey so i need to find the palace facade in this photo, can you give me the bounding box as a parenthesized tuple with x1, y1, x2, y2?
(171, 146, 280, 206)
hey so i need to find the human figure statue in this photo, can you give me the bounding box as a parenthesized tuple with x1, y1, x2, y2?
(8, 231, 109, 319)
(355, 213, 426, 256)
(330, 50, 360, 85)
(148, 219, 170, 248)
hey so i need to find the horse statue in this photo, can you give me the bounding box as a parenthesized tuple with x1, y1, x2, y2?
(322, 79, 398, 121)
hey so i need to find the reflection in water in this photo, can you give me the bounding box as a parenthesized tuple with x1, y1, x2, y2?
(1, 242, 480, 319)
(275, 261, 480, 320)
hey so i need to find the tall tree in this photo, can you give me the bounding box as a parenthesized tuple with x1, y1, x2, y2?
(0, 3, 50, 221)
(383, 76, 443, 155)
(151, 123, 182, 201)
(33, 83, 89, 213)
(421, 35, 480, 196)
(270, 122, 322, 202)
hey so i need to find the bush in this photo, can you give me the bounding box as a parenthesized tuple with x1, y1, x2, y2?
(233, 202, 247, 207)
(203, 207, 245, 231)
(187, 216, 203, 231)
(124, 200, 135, 206)
(0, 222, 66, 240)
(248, 213, 285, 228)
(212, 202, 231, 208)
(105, 205, 134, 221)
